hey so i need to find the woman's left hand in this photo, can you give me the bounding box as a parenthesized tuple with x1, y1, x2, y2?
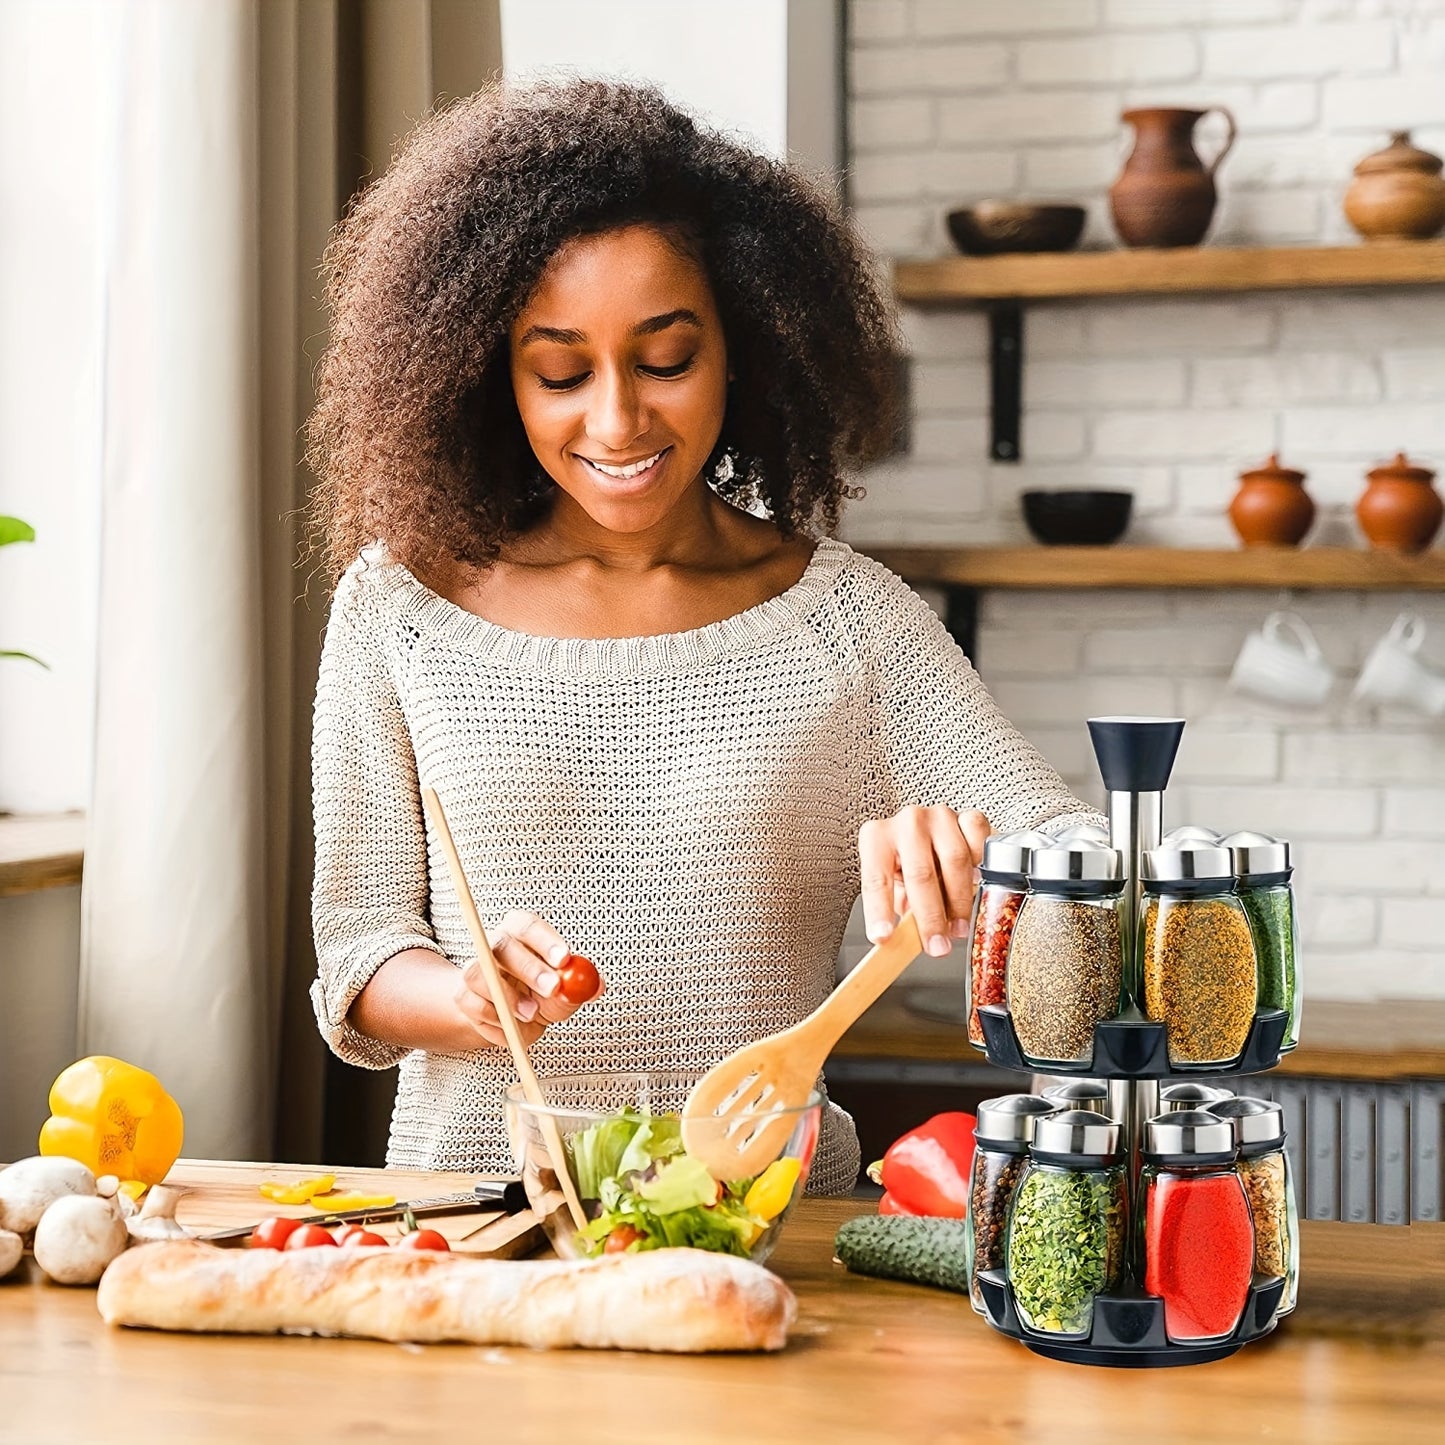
(858, 805, 992, 958)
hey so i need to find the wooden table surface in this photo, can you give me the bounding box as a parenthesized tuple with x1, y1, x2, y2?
(1, 1160, 1442, 1445)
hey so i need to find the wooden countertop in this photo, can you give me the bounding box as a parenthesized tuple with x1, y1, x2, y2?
(2, 1160, 1442, 1443)
(837, 988, 1445, 1080)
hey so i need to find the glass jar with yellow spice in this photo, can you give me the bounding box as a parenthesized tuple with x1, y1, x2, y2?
(1141, 844, 1258, 1069)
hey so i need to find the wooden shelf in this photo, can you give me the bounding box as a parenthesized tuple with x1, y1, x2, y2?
(0, 812, 84, 898)
(896, 242, 1445, 304)
(865, 545, 1445, 591)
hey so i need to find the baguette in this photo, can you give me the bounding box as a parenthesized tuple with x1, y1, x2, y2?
(96, 1241, 796, 1352)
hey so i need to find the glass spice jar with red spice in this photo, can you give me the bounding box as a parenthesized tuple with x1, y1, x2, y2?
(965, 832, 1047, 1049)
(1142, 1111, 1256, 1344)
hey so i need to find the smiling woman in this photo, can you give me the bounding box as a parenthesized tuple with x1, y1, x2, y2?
(303, 77, 1098, 1192)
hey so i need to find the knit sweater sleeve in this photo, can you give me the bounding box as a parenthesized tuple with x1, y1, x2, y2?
(852, 558, 1101, 837)
(309, 560, 444, 1070)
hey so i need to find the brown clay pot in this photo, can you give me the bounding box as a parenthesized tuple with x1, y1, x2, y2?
(1356, 453, 1443, 554)
(1229, 454, 1316, 547)
(1344, 131, 1445, 241)
(1109, 106, 1236, 248)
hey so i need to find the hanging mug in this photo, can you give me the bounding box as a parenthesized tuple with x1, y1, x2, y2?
(1353, 613, 1445, 717)
(1229, 612, 1334, 707)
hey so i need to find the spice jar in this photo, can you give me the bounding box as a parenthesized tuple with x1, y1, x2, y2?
(1142, 1111, 1255, 1344)
(965, 1094, 1059, 1314)
(1041, 1079, 1111, 1115)
(1141, 844, 1258, 1068)
(1159, 1082, 1233, 1114)
(1223, 830, 1301, 1052)
(965, 832, 1048, 1050)
(1006, 1110, 1126, 1339)
(1007, 841, 1126, 1068)
(1211, 1097, 1298, 1316)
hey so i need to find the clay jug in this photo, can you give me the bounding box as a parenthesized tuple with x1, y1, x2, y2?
(1229, 454, 1316, 548)
(1356, 454, 1443, 554)
(1110, 107, 1236, 248)
(1344, 131, 1445, 241)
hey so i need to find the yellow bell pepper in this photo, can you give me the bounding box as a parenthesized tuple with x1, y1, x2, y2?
(39, 1056, 184, 1186)
(258, 1175, 335, 1205)
(309, 1192, 397, 1212)
(743, 1157, 801, 1222)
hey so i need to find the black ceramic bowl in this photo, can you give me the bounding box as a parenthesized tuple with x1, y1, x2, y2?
(946, 202, 1087, 256)
(1021, 490, 1134, 546)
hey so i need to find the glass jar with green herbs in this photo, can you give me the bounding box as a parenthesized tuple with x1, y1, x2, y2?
(1141, 844, 1258, 1069)
(1223, 831, 1300, 1051)
(1005, 1109, 1126, 1339)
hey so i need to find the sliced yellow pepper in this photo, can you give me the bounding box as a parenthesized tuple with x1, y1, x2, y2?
(308, 1192, 396, 1212)
(39, 1056, 184, 1186)
(258, 1175, 335, 1205)
(743, 1157, 801, 1222)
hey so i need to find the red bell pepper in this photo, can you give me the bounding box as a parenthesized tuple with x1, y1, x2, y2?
(867, 1111, 976, 1218)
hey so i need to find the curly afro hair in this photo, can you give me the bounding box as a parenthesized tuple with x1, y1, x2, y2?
(306, 76, 902, 583)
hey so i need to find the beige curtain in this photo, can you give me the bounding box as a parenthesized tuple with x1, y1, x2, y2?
(81, 0, 501, 1164)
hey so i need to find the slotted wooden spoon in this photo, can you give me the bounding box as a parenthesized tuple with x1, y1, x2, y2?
(681, 913, 924, 1180)
(421, 787, 588, 1233)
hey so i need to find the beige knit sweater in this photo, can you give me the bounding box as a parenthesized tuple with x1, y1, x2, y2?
(310, 537, 1097, 1193)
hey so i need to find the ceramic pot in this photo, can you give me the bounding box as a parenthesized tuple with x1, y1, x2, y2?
(1228, 454, 1315, 548)
(1356, 453, 1443, 554)
(1344, 132, 1445, 241)
(1109, 106, 1236, 248)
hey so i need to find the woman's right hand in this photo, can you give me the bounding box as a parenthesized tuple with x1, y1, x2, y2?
(453, 909, 606, 1050)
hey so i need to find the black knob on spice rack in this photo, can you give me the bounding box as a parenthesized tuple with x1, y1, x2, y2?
(1087, 716, 1185, 793)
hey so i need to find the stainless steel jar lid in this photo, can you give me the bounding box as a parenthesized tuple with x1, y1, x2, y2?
(1032, 1108, 1121, 1159)
(1052, 823, 1112, 846)
(1208, 1096, 1286, 1147)
(1159, 1082, 1234, 1113)
(1220, 829, 1292, 878)
(981, 830, 1052, 877)
(975, 1094, 1060, 1144)
(1144, 1108, 1238, 1159)
(1163, 824, 1221, 845)
(1041, 1079, 1111, 1114)
(1028, 838, 1123, 884)
(1143, 843, 1235, 883)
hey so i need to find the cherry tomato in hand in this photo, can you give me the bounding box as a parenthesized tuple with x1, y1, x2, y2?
(340, 1229, 389, 1248)
(556, 952, 601, 1006)
(250, 1216, 304, 1250)
(397, 1228, 450, 1252)
(284, 1224, 338, 1249)
(604, 1224, 645, 1254)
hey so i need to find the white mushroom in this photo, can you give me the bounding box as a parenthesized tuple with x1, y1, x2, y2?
(32, 1193, 129, 1285)
(0, 1156, 97, 1234)
(125, 1185, 190, 1243)
(0, 1229, 23, 1280)
(96, 1176, 139, 1219)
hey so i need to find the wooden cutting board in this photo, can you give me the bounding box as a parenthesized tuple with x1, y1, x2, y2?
(165, 1158, 545, 1258)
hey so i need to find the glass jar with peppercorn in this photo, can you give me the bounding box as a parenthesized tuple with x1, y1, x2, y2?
(1141, 1110, 1256, 1344)
(965, 831, 1048, 1050)
(1141, 844, 1258, 1068)
(965, 1094, 1059, 1314)
(1006, 1109, 1127, 1339)
(1222, 831, 1300, 1052)
(1210, 1096, 1298, 1316)
(1007, 841, 1126, 1068)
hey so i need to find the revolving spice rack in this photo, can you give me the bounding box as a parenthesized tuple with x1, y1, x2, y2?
(972, 716, 1293, 1368)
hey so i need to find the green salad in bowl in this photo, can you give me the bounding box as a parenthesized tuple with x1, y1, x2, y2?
(504, 1072, 821, 1262)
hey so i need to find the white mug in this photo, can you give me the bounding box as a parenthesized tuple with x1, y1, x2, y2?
(1229, 612, 1334, 707)
(1353, 613, 1445, 717)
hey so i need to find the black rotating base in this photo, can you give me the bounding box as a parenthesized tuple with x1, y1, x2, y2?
(976, 1005, 1288, 1079)
(976, 1270, 1285, 1369)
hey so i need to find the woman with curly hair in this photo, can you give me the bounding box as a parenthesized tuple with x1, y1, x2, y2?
(307, 77, 1094, 1192)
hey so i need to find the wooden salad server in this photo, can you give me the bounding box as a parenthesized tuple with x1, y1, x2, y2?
(682, 913, 924, 1180)
(421, 787, 589, 1233)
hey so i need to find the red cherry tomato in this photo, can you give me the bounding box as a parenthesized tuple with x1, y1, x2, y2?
(340, 1229, 389, 1248)
(284, 1224, 338, 1249)
(397, 1228, 450, 1252)
(604, 1224, 645, 1254)
(250, 1216, 304, 1250)
(556, 952, 601, 1006)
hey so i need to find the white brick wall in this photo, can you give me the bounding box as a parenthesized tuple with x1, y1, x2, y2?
(841, 1, 1445, 1001)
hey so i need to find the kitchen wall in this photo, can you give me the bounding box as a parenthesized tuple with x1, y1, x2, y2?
(839, 0, 1445, 1001)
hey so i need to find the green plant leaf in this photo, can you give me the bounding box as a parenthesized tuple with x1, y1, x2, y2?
(0, 650, 49, 669)
(0, 517, 36, 546)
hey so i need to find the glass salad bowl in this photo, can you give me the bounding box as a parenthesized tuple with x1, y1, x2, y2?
(504, 1071, 822, 1264)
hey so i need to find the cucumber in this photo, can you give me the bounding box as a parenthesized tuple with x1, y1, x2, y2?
(834, 1214, 971, 1294)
